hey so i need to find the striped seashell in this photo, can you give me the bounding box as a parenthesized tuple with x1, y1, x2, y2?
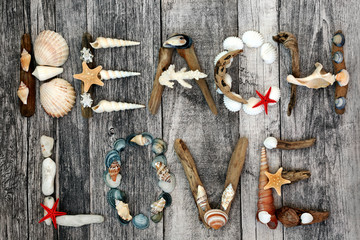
(100, 70, 140, 80)
(150, 197, 166, 215)
(92, 100, 145, 113)
(20, 49, 31, 72)
(196, 185, 208, 211)
(108, 161, 121, 181)
(130, 134, 152, 146)
(32, 66, 63, 81)
(115, 200, 132, 221)
(17, 81, 29, 105)
(221, 183, 235, 211)
(90, 37, 140, 49)
(155, 162, 171, 183)
(204, 209, 228, 230)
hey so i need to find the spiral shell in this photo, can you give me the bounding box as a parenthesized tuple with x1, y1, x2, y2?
(92, 100, 145, 113)
(129, 133, 153, 146)
(335, 69, 349, 86)
(263, 137, 278, 150)
(243, 97, 264, 115)
(115, 200, 132, 221)
(266, 86, 281, 105)
(32, 66, 63, 81)
(214, 51, 233, 68)
(204, 209, 228, 230)
(20, 49, 31, 72)
(221, 183, 235, 211)
(158, 173, 176, 193)
(333, 51, 343, 64)
(242, 30, 264, 48)
(224, 93, 242, 112)
(196, 185, 208, 211)
(34, 30, 69, 66)
(223, 36, 244, 51)
(90, 37, 140, 49)
(151, 197, 166, 215)
(335, 97, 346, 110)
(40, 78, 76, 118)
(17, 81, 29, 105)
(108, 161, 121, 181)
(151, 154, 167, 169)
(155, 162, 171, 183)
(260, 43, 277, 64)
(216, 74, 232, 94)
(100, 70, 140, 80)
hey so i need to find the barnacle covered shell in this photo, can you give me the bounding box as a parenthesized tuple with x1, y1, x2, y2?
(107, 188, 126, 209)
(34, 30, 69, 66)
(132, 214, 150, 230)
(103, 170, 121, 188)
(17, 81, 29, 105)
(263, 137, 278, 150)
(196, 185, 208, 211)
(223, 36, 244, 51)
(152, 138, 167, 155)
(40, 135, 54, 158)
(115, 200, 132, 221)
(158, 173, 176, 193)
(151, 197, 166, 215)
(335, 69, 349, 86)
(20, 49, 31, 72)
(242, 30, 264, 48)
(266, 86, 281, 105)
(155, 162, 171, 183)
(243, 97, 264, 115)
(32, 66, 63, 81)
(90, 37, 140, 49)
(216, 74, 232, 94)
(214, 51, 233, 68)
(224, 93, 242, 112)
(221, 183, 235, 211)
(204, 209, 228, 230)
(40, 78, 76, 118)
(151, 154, 167, 169)
(260, 43, 277, 64)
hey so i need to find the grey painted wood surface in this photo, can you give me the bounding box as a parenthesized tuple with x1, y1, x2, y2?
(0, 0, 359, 239)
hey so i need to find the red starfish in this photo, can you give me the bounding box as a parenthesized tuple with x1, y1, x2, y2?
(252, 87, 277, 114)
(39, 198, 67, 229)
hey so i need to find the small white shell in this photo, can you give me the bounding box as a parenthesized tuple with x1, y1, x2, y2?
(258, 211, 271, 224)
(242, 97, 264, 115)
(17, 81, 29, 105)
(214, 51, 233, 68)
(100, 70, 140, 80)
(216, 74, 232, 94)
(32, 66, 63, 81)
(260, 43, 277, 64)
(20, 49, 31, 72)
(242, 30, 264, 48)
(224, 93, 242, 112)
(266, 86, 281, 105)
(41, 135, 54, 158)
(263, 137, 278, 150)
(223, 36, 244, 51)
(90, 37, 140, 49)
(300, 213, 314, 224)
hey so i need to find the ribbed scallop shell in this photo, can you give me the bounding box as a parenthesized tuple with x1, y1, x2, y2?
(266, 86, 281, 106)
(242, 97, 264, 115)
(224, 93, 242, 112)
(242, 30, 264, 48)
(40, 78, 76, 118)
(261, 43, 277, 64)
(151, 197, 166, 215)
(223, 36, 244, 51)
(204, 209, 228, 230)
(34, 30, 69, 67)
(263, 137, 278, 150)
(216, 74, 232, 94)
(214, 51, 233, 68)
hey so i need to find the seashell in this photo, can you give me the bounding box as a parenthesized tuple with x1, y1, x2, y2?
(32, 66, 63, 81)
(266, 86, 281, 105)
(158, 192, 172, 208)
(196, 185, 208, 211)
(332, 51, 343, 64)
(40, 135, 54, 158)
(287, 63, 335, 89)
(34, 30, 69, 67)
(243, 97, 264, 115)
(163, 34, 192, 49)
(132, 214, 150, 230)
(115, 200, 132, 221)
(335, 69, 349, 86)
(204, 209, 228, 230)
(90, 37, 140, 49)
(242, 30, 264, 48)
(17, 81, 29, 105)
(151, 154, 167, 169)
(263, 137, 278, 150)
(108, 161, 121, 181)
(223, 36, 244, 51)
(117, 214, 131, 225)
(214, 51, 233, 68)
(103, 170, 121, 188)
(216, 74, 232, 94)
(151, 197, 166, 215)
(107, 188, 126, 209)
(130, 133, 153, 146)
(43, 196, 55, 225)
(92, 100, 145, 113)
(155, 162, 171, 183)
(257, 147, 278, 229)
(221, 183, 235, 211)
(300, 213, 314, 224)
(80, 92, 93, 108)
(335, 97, 346, 110)
(20, 49, 31, 72)
(260, 43, 277, 64)
(56, 215, 104, 227)
(42, 158, 56, 195)
(105, 150, 121, 168)
(40, 78, 76, 118)
(332, 32, 345, 47)
(150, 211, 163, 223)
(80, 47, 93, 63)
(113, 138, 126, 152)
(224, 92, 242, 112)
(100, 70, 140, 80)
(158, 173, 176, 193)
(152, 138, 167, 155)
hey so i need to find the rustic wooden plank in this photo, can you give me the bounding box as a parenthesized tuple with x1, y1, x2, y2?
(161, 0, 241, 239)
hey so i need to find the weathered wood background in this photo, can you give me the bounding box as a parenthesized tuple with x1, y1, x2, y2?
(1, 0, 359, 239)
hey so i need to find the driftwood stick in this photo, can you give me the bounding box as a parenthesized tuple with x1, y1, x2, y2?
(177, 45, 218, 115)
(277, 138, 316, 150)
(222, 137, 248, 215)
(148, 47, 174, 115)
(174, 139, 211, 228)
(282, 170, 311, 182)
(276, 206, 330, 227)
(19, 34, 35, 117)
(273, 32, 300, 116)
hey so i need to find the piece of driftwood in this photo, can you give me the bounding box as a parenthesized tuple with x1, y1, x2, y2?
(282, 170, 311, 182)
(214, 50, 247, 104)
(277, 138, 316, 150)
(276, 206, 330, 227)
(177, 45, 218, 115)
(148, 47, 174, 115)
(332, 30, 348, 115)
(273, 32, 300, 116)
(19, 34, 35, 117)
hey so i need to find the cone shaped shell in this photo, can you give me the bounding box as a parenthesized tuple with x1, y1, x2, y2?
(17, 81, 29, 105)
(40, 78, 76, 118)
(92, 100, 145, 113)
(151, 197, 166, 215)
(32, 66, 63, 81)
(204, 209, 228, 230)
(100, 70, 140, 80)
(155, 162, 171, 183)
(221, 183, 235, 211)
(90, 37, 140, 49)
(20, 49, 31, 72)
(116, 200, 132, 221)
(196, 185, 208, 211)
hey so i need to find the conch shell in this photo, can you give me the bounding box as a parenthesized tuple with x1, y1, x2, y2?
(287, 63, 335, 89)
(92, 100, 145, 113)
(90, 37, 140, 49)
(155, 162, 171, 183)
(115, 200, 132, 221)
(196, 185, 208, 211)
(130, 134, 151, 146)
(221, 183, 235, 211)
(20, 49, 31, 72)
(17, 81, 29, 105)
(100, 70, 140, 80)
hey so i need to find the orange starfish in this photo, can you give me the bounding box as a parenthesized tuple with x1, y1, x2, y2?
(264, 167, 291, 196)
(73, 61, 103, 92)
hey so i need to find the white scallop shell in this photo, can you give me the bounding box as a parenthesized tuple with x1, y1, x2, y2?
(40, 78, 76, 118)
(223, 37, 244, 51)
(214, 51, 233, 68)
(216, 74, 232, 94)
(261, 43, 277, 64)
(32, 66, 63, 81)
(266, 86, 281, 106)
(263, 137, 278, 149)
(34, 30, 69, 67)
(242, 97, 264, 115)
(224, 93, 242, 112)
(242, 30, 264, 48)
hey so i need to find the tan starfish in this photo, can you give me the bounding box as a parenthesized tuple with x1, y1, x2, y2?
(264, 167, 291, 196)
(73, 61, 103, 92)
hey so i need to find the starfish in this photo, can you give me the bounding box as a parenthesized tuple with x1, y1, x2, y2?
(264, 167, 291, 196)
(39, 198, 67, 229)
(252, 87, 277, 114)
(73, 61, 103, 92)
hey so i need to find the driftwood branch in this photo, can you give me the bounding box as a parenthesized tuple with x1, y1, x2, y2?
(282, 170, 311, 182)
(276, 206, 330, 227)
(277, 138, 316, 150)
